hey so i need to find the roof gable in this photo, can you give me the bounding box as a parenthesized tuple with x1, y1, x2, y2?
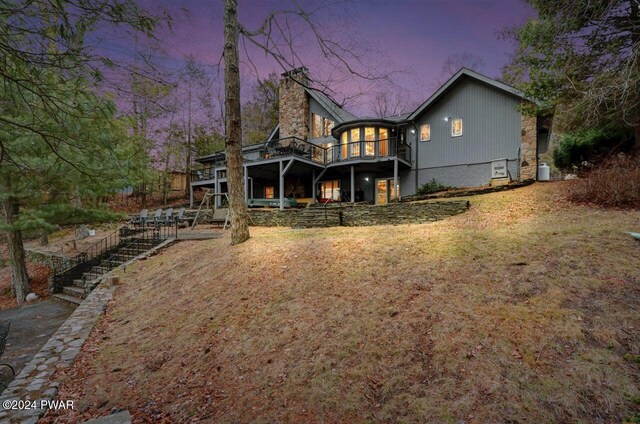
(305, 88, 358, 123)
(407, 68, 525, 121)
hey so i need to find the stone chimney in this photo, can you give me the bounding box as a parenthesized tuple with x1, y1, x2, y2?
(279, 67, 310, 140)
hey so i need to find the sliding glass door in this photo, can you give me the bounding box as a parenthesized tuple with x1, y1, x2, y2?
(375, 178, 400, 205)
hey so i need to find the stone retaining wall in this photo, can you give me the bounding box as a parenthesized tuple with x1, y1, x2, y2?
(25, 249, 68, 270)
(249, 209, 299, 227)
(240, 200, 469, 227)
(341, 200, 469, 226)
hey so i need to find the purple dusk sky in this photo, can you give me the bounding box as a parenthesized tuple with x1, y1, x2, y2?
(122, 0, 535, 116)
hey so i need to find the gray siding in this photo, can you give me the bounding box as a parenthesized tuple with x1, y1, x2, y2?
(400, 160, 519, 191)
(411, 76, 522, 187)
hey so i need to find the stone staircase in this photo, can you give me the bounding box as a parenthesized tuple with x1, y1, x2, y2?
(293, 204, 343, 228)
(51, 227, 173, 305)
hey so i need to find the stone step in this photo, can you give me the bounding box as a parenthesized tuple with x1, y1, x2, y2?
(72, 279, 85, 288)
(62, 285, 87, 299)
(91, 266, 110, 274)
(51, 293, 82, 306)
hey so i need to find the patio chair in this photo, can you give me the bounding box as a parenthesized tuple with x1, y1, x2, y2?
(0, 321, 15, 390)
(173, 207, 192, 227)
(158, 208, 174, 226)
(149, 208, 163, 226)
(129, 209, 148, 226)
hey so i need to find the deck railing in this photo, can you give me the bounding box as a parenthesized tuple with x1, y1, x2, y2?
(261, 136, 327, 164)
(261, 136, 411, 165)
(191, 136, 411, 180)
(326, 137, 411, 164)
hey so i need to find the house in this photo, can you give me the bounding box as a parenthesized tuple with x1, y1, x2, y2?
(190, 67, 548, 208)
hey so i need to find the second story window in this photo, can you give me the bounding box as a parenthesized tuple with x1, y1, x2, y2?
(451, 118, 463, 137)
(350, 128, 360, 157)
(311, 113, 334, 138)
(364, 127, 375, 156)
(420, 124, 431, 141)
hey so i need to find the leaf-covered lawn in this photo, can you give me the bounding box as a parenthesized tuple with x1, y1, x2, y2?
(43, 182, 640, 423)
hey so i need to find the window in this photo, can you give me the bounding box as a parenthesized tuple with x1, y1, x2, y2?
(350, 128, 360, 157)
(320, 180, 340, 200)
(379, 128, 389, 156)
(312, 113, 323, 138)
(451, 118, 463, 137)
(420, 124, 430, 141)
(341, 132, 348, 159)
(364, 127, 375, 156)
(265, 186, 275, 199)
(324, 118, 334, 136)
(311, 113, 334, 138)
(322, 142, 334, 163)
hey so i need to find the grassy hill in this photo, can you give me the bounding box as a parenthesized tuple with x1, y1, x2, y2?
(46, 183, 640, 423)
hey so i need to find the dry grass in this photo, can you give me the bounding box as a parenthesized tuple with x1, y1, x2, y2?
(44, 182, 640, 423)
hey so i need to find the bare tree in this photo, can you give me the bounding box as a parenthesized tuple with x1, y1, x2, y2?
(432, 52, 486, 88)
(372, 91, 408, 118)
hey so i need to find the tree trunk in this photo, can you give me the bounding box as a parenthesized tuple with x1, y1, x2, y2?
(634, 121, 640, 156)
(1, 197, 30, 304)
(39, 230, 49, 246)
(224, 0, 250, 244)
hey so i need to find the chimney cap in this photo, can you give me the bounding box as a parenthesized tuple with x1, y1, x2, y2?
(281, 66, 309, 78)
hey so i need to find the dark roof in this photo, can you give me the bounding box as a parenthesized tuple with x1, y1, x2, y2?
(305, 88, 358, 123)
(407, 68, 526, 121)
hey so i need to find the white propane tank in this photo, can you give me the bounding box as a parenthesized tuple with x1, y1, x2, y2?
(538, 163, 550, 181)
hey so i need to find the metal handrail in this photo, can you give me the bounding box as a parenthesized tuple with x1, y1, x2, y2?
(51, 227, 123, 277)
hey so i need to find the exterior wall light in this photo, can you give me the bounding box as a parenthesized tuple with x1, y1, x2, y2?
(410, 129, 416, 134)
(364, 177, 370, 182)
(444, 117, 450, 122)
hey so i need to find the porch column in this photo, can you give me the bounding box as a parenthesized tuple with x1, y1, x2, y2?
(393, 158, 398, 202)
(312, 170, 316, 203)
(213, 171, 218, 208)
(243, 165, 248, 203)
(350, 165, 355, 204)
(279, 160, 284, 210)
(189, 184, 194, 208)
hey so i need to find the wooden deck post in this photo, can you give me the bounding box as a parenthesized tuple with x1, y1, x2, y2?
(243, 164, 248, 203)
(350, 165, 355, 204)
(189, 184, 194, 208)
(279, 160, 284, 210)
(312, 170, 316, 203)
(393, 158, 398, 202)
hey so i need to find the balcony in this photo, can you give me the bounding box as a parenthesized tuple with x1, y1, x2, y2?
(260, 137, 326, 164)
(191, 168, 227, 183)
(191, 136, 412, 183)
(259, 136, 411, 165)
(325, 137, 411, 165)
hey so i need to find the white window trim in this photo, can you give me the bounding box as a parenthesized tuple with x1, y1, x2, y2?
(451, 118, 463, 137)
(420, 124, 431, 142)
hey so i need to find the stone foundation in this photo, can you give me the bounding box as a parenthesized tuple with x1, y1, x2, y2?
(520, 106, 538, 180)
